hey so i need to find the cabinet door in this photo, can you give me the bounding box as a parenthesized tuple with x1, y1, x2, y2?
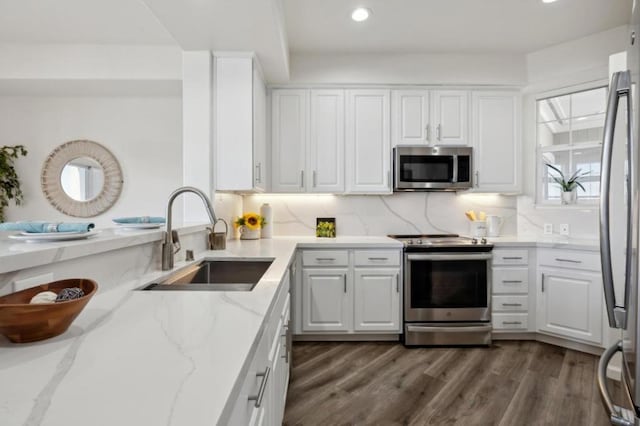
(392, 90, 430, 145)
(215, 56, 254, 191)
(302, 268, 350, 332)
(253, 66, 267, 191)
(309, 89, 345, 192)
(537, 268, 603, 344)
(354, 268, 401, 332)
(345, 89, 391, 194)
(272, 89, 307, 192)
(431, 90, 469, 146)
(472, 91, 521, 193)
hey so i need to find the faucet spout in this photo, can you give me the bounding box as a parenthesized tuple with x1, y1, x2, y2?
(162, 186, 217, 270)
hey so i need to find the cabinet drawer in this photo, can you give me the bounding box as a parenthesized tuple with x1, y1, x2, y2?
(493, 249, 529, 266)
(538, 249, 600, 271)
(354, 250, 401, 266)
(302, 250, 349, 266)
(492, 295, 528, 312)
(493, 313, 528, 330)
(492, 267, 528, 294)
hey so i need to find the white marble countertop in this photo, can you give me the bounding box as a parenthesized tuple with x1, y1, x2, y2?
(0, 236, 402, 426)
(483, 235, 599, 251)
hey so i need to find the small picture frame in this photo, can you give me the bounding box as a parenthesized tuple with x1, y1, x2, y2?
(316, 217, 336, 238)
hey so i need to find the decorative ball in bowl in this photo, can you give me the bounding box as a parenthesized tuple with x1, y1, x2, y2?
(0, 278, 97, 343)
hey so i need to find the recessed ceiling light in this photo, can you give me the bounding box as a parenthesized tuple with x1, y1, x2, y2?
(351, 8, 370, 22)
(542, 0, 558, 3)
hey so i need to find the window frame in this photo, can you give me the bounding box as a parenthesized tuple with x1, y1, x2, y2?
(535, 81, 608, 207)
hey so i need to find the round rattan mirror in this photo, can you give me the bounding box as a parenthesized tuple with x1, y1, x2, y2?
(41, 140, 123, 217)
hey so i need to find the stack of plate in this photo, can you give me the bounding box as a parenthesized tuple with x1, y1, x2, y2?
(9, 230, 100, 242)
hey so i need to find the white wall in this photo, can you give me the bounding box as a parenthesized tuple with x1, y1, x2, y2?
(288, 52, 527, 86)
(516, 25, 628, 239)
(0, 95, 184, 227)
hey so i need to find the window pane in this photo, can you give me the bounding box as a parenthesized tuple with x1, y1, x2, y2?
(571, 87, 607, 118)
(537, 95, 570, 124)
(570, 113, 604, 145)
(542, 150, 570, 200)
(571, 147, 601, 198)
(538, 122, 570, 147)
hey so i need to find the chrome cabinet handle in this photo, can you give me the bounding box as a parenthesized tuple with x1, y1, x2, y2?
(541, 273, 545, 293)
(300, 170, 304, 188)
(475, 171, 479, 188)
(555, 258, 581, 264)
(248, 366, 271, 408)
(600, 70, 633, 329)
(255, 163, 262, 183)
(502, 280, 522, 284)
(436, 124, 441, 141)
(316, 257, 336, 261)
(368, 257, 389, 261)
(343, 274, 347, 293)
(426, 124, 430, 142)
(502, 256, 522, 260)
(395, 273, 399, 293)
(313, 170, 317, 187)
(501, 303, 522, 307)
(502, 321, 522, 325)
(387, 170, 391, 188)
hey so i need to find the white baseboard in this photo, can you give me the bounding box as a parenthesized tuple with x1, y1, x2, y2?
(293, 334, 399, 342)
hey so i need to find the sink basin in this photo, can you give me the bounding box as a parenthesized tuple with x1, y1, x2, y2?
(141, 259, 273, 292)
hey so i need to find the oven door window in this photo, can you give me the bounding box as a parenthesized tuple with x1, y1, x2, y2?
(409, 259, 488, 308)
(399, 155, 454, 182)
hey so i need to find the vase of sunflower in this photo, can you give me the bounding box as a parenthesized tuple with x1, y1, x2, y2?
(234, 212, 266, 240)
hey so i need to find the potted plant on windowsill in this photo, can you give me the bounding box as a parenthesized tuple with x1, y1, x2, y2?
(545, 163, 589, 205)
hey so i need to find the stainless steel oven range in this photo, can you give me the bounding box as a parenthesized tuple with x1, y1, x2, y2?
(389, 234, 493, 346)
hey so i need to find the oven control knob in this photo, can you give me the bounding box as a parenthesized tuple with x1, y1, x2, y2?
(416, 240, 423, 245)
(481, 238, 487, 244)
(471, 238, 478, 244)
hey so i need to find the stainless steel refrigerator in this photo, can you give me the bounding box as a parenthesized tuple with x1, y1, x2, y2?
(598, 3, 640, 425)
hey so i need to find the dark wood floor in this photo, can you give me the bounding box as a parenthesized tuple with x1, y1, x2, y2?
(283, 341, 621, 426)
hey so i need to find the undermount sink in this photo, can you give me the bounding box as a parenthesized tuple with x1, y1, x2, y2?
(140, 259, 274, 292)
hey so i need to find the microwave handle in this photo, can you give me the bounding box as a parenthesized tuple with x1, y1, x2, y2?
(452, 155, 458, 183)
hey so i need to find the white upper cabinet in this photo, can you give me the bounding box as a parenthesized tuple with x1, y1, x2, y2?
(391, 90, 430, 145)
(271, 89, 308, 193)
(345, 89, 392, 194)
(215, 55, 268, 192)
(432, 90, 469, 146)
(309, 90, 345, 193)
(471, 91, 521, 193)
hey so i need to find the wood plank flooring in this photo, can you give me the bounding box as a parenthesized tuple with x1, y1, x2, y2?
(283, 341, 622, 426)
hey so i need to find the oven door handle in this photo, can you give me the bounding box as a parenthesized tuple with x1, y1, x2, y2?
(406, 253, 493, 261)
(406, 325, 493, 333)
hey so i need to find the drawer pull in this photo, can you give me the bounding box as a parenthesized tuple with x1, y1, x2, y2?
(343, 274, 347, 293)
(555, 258, 582, 264)
(316, 257, 336, 261)
(368, 257, 389, 261)
(248, 366, 271, 408)
(501, 303, 522, 307)
(502, 321, 522, 325)
(502, 256, 523, 260)
(502, 280, 523, 284)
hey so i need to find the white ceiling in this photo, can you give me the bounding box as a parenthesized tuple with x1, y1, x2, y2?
(0, 0, 176, 45)
(284, 0, 632, 54)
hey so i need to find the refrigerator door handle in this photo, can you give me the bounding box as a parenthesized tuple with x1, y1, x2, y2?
(598, 340, 636, 426)
(600, 70, 633, 329)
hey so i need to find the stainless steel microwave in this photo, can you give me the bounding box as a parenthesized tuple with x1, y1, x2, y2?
(393, 146, 473, 191)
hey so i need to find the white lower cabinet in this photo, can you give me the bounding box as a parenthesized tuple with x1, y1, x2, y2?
(297, 248, 402, 335)
(225, 269, 291, 426)
(302, 268, 350, 332)
(537, 267, 603, 345)
(353, 269, 401, 332)
(491, 247, 534, 333)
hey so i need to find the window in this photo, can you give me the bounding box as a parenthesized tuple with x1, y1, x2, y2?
(537, 86, 607, 204)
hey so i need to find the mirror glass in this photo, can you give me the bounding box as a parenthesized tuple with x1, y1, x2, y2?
(41, 140, 123, 217)
(60, 157, 105, 201)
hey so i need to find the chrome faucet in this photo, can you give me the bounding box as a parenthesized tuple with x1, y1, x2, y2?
(162, 186, 217, 270)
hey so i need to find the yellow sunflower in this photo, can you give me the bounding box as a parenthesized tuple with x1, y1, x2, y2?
(243, 212, 261, 230)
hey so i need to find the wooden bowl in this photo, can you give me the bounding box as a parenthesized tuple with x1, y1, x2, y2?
(0, 278, 97, 343)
